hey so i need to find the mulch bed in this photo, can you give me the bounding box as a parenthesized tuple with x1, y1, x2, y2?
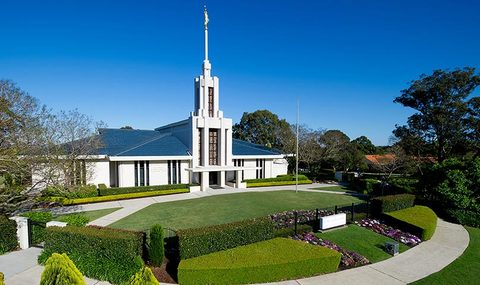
(148, 257, 177, 284)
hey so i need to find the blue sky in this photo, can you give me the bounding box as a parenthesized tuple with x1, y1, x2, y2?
(1, 0, 479, 145)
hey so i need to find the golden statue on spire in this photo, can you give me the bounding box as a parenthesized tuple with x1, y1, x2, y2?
(204, 6, 209, 30)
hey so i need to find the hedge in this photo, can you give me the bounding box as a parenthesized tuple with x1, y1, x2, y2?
(384, 206, 437, 240)
(99, 184, 188, 196)
(371, 194, 416, 215)
(244, 174, 309, 184)
(42, 185, 98, 199)
(353, 178, 380, 194)
(247, 180, 312, 188)
(178, 238, 341, 285)
(21, 212, 53, 245)
(0, 215, 18, 255)
(274, 224, 313, 238)
(177, 217, 275, 259)
(39, 225, 145, 284)
(50, 188, 189, 205)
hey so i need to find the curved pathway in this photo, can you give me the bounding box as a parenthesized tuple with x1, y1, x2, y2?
(262, 219, 469, 285)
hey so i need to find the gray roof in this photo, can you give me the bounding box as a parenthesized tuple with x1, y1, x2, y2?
(96, 128, 282, 157)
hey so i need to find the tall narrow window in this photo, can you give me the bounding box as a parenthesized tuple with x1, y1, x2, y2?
(146, 161, 150, 186)
(168, 160, 171, 184)
(256, 159, 264, 179)
(172, 159, 177, 184)
(139, 161, 145, 186)
(208, 87, 214, 117)
(209, 129, 218, 165)
(134, 161, 138, 186)
(178, 161, 182, 184)
(198, 129, 202, 166)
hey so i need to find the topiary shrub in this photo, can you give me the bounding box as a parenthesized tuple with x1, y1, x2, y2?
(98, 184, 107, 190)
(0, 271, 4, 285)
(384, 205, 438, 240)
(40, 253, 86, 285)
(177, 217, 275, 259)
(148, 224, 164, 266)
(371, 194, 416, 216)
(0, 215, 18, 255)
(127, 267, 158, 285)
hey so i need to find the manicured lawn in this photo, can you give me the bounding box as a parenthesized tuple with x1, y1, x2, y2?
(110, 190, 363, 231)
(311, 185, 356, 193)
(316, 224, 410, 263)
(411, 226, 480, 285)
(54, 208, 121, 222)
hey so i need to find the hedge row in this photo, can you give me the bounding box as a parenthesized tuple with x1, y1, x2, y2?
(0, 215, 18, 255)
(244, 174, 309, 184)
(50, 188, 189, 205)
(178, 238, 341, 285)
(98, 184, 189, 196)
(384, 205, 437, 240)
(177, 217, 275, 259)
(247, 180, 312, 188)
(39, 226, 145, 284)
(371, 194, 416, 215)
(273, 224, 313, 238)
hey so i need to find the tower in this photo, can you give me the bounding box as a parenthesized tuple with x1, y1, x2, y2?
(189, 6, 233, 191)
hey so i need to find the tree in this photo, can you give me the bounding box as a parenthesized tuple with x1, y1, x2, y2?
(318, 130, 350, 171)
(351, 136, 377, 154)
(120, 126, 133, 129)
(393, 68, 480, 162)
(233, 110, 293, 150)
(40, 253, 86, 285)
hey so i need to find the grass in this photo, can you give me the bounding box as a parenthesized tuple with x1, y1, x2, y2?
(316, 224, 410, 263)
(385, 206, 437, 240)
(178, 238, 341, 285)
(311, 185, 356, 193)
(54, 208, 121, 223)
(411, 226, 480, 285)
(110, 190, 363, 231)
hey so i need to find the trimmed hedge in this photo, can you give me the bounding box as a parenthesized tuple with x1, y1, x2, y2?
(21, 212, 53, 245)
(0, 215, 18, 255)
(39, 225, 145, 284)
(42, 185, 98, 199)
(371, 194, 416, 215)
(177, 217, 275, 259)
(178, 238, 341, 285)
(274, 224, 313, 238)
(148, 224, 164, 266)
(51, 188, 189, 205)
(247, 180, 312, 188)
(354, 178, 380, 194)
(40, 253, 85, 285)
(244, 174, 309, 184)
(99, 184, 188, 196)
(384, 206, 438, 240)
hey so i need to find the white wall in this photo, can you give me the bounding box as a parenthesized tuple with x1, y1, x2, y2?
(272, 158, 288, 178)
(243, 159, 257, 180)
(87, 160, 110, 186)
(149, 161, 168, 185)
(118, 161, 135, 187)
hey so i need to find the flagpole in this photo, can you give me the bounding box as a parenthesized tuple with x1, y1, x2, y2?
(296, 100, 299, 193)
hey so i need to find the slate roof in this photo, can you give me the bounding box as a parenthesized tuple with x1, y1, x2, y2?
(95, 128, 282, 157)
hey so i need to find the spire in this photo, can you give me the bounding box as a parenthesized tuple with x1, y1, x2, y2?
(202, 6, 211, 77)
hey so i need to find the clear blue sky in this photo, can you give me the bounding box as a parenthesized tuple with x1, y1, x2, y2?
(2, 0, 479, 145)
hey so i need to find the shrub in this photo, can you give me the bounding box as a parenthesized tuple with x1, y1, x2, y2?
(98, 183, 108, 190)
(43, 185, 98, 199)
(59, 214, 89, 227)
(148, 224, 164, 266)
(40, 253, 85, 285)
(371, 194, 416, 215)
(353, 178, 381, 194)
(388, 177, 419, 193)
(99, 184, 188, 196)
(246, 180, 312, 188)
(39, 226, 144, 284)
(0, 215, 18, 254)
(127, 267, 158, 285)
(0, 272, 3, 285)
(447, 209, 480, 228)
(21, 211, 53, 244)
(178, 238, 341, 285)
(384, 205, 437, 240)
(273, 224, 313, 238)
(54, 188, 189, 205)
(177, 217, 275, 259)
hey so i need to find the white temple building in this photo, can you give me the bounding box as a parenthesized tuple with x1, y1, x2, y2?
(36, 8, 288, 191)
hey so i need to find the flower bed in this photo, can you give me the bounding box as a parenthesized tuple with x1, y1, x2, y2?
(355, 218, 421, 246)
(292, 232, 370, 269)
(270, 209, 338, 229)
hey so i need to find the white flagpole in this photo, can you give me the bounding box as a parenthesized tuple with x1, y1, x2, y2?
(296, 100, 299, 193)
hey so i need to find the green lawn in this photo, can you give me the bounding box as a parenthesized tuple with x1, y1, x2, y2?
(311, 185, 356, 193)
(54, 208, 121, 223)
(316, 224, 410, 263)
(110, 190, 363, 231)
(411, 226, 480, 285)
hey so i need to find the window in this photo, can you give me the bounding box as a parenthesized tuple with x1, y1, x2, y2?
(256, 159, 265, 179)
(209, 129, 218, 165)
(208, 87, 214, 117)
(135, 161, 150, 187)
(168, 160, 182, 184)
(234, 159, 244, 181)
(198, 129, 202, 166)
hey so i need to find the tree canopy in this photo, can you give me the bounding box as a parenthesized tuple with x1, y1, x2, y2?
(393, 67, 480, 161)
